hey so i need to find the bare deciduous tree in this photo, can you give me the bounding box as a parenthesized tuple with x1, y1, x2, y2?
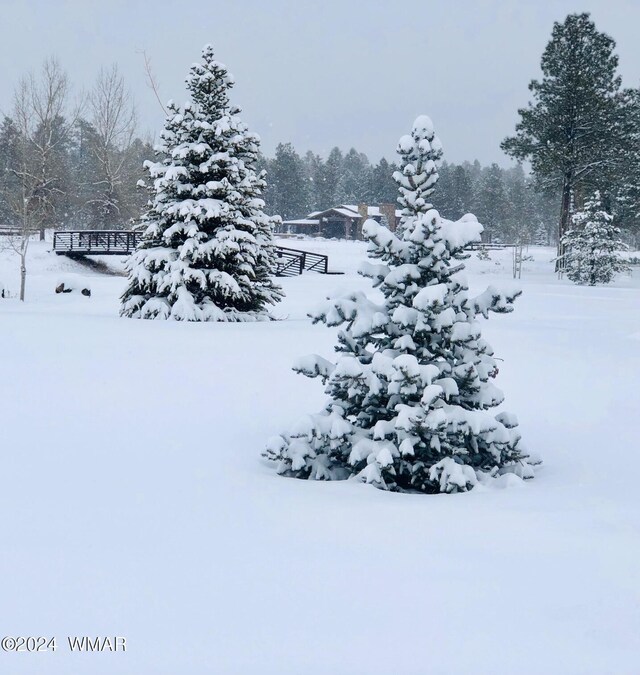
(0, 58, 79, 300)
(1, 108, 43, 300)
(85, 65, 138, 226)
(26, 58, 80, 239)
(140, 50, 167, 116)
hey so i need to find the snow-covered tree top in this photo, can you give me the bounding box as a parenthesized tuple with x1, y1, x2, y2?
(394, 115, 443, 221)
(412, 114, 435, 138)
(185, 44, 236, 117)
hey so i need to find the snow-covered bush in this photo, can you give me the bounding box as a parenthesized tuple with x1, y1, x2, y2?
(264, 116, 539, 494)
(121, 45, 282, 321)
(55, 275, 91, 296)
(561, 193, 630, 285)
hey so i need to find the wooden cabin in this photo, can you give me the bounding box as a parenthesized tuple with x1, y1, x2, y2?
(282, 203, 401, 239)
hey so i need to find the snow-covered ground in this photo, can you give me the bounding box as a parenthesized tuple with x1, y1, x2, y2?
(1, 236, 639, 674)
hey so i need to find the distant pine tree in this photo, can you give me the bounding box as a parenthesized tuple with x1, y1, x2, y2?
(319, 147, 344, 207)
(533, 222, 548, 246)
(302, 150, 323, 211)
(265, 116, 538, 493)
(0, 117, 22, 226)
(371, 157, 400, 204)
(335, 148, 372, 205)
(437, 162, 475, 221)
(474, 164, 510, 242)
(562, 192, 629, 285)
(269, 142, 310, 220)
(614, 88, 640, 240)
(505, 165, 537, 243)
(121, 45, 282, 321)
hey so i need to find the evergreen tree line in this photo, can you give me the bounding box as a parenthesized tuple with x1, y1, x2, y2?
(0, 59, 151, 236)
(427, 161, 559, 244)
(257, 145, 398, 222)
(257, 143, 562, 244)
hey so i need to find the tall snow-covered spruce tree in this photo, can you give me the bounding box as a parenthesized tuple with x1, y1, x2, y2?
(264, 116, 539, 493)
(121, 45, 282, 321)
(561, 192, 629, 285)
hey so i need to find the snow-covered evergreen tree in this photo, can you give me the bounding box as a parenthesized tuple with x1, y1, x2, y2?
(561, 192, 630, 285)
(121, 45, 282, 321)
(534, 222, 548, 245)
(264, 116, 539, 493)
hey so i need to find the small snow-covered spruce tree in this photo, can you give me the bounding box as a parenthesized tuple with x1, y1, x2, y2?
(121, 45, 282, 321)
(264, 116, 539, 493)
(561, 193, 630, 285)
(534, 222, 548, 246)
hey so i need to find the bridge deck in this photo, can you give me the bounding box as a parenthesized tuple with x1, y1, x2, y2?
(53, 230, 141, 255)
(52, 230, 335, 277)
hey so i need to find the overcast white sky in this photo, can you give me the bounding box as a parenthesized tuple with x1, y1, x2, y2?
(1, 0, 639, 165)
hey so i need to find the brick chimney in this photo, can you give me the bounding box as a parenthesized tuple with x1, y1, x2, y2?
(356, 203, 369, 240)
(379, 203, 397, 231)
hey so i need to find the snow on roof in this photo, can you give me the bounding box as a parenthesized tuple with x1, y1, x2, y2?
(282, 219, 320, 226)
(340, 204, 403, 218)
(339, 204, 380, 216)
(339, 205, 387, 218)
(307, 205, 403, 220)
(333, 207, 360, 218)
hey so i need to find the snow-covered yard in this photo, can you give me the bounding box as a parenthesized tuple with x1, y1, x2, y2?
(1, 238, 639, 674)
